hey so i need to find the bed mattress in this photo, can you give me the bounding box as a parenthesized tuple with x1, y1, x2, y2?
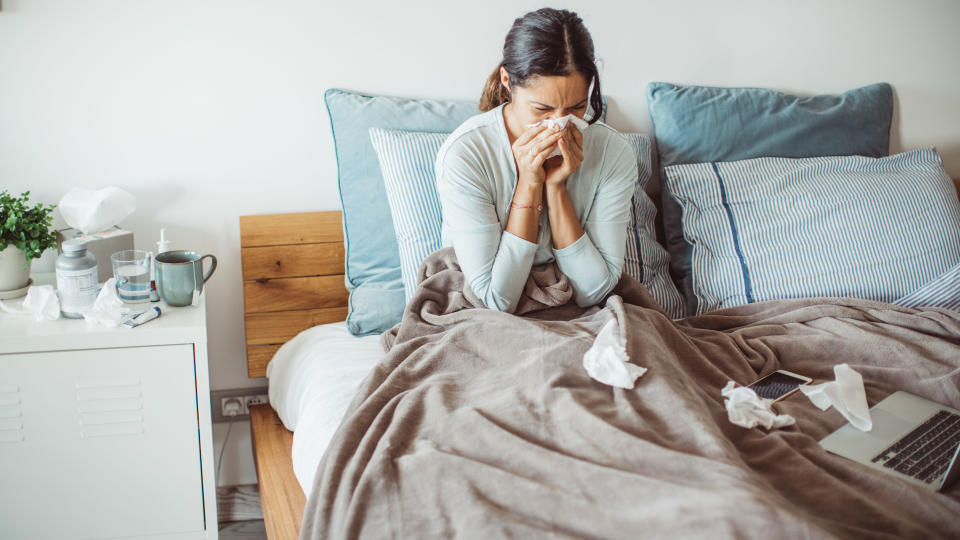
(266, 322, 383, 496)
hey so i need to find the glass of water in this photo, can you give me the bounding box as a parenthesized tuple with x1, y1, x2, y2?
(111, 250, 153, 303)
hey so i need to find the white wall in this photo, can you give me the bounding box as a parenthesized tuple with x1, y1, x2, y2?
(3, 0, 959, 483)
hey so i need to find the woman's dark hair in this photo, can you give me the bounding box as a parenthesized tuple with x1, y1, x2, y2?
(480, 8, 602, 124)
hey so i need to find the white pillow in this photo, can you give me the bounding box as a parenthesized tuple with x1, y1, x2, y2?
(665, 148, 960, 314)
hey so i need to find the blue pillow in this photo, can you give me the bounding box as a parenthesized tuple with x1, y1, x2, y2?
(647, 82, 894, 315)
(368, 127, 685, 318)
(664, 149, 960, 314)
(324, 89, 476, 335)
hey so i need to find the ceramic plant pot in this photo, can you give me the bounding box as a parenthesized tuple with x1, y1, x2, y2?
(0, 244, 31, 292)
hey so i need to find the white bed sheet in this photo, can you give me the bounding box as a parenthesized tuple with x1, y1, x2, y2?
(266, 321, 384, 497)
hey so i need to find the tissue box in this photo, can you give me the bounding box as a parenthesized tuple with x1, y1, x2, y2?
(57, 227, 135, 283)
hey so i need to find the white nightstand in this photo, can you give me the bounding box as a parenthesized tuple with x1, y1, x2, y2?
(0, 274, 218, 539)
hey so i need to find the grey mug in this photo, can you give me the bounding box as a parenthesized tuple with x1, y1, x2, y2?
(154, 250, 217, 307)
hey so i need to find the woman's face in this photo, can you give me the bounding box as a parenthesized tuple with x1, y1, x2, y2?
(501, 68, 590, 127)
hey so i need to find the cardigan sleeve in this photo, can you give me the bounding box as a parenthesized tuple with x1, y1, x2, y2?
(552, 136, 636, 307)
(436, 145, 538, 313)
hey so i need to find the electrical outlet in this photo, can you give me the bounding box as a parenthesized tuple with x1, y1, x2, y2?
(246, 394, 269, 412)
(211, 387, 268, 422)
(220, 397, 244, 418)
(217, 393, 269, 418)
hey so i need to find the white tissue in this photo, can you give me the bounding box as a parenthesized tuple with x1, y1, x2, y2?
(82, 278, 133, 327)
(799, 364, 872, 432)
(59, 187, 136, 234)
(0, 285, 61, 320)
(529, 114, 589, 158)
(721, 381, 797, 430)
(583, 318, 646, 388)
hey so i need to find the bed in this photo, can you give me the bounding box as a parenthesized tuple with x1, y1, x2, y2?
(244, 84, 960, 540)
(241, 210, 352, 540)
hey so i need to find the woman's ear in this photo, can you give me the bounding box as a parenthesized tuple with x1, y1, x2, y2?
(499, 66, 511, 94)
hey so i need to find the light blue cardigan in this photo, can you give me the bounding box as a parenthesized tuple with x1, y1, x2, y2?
(435, 104, 637, 313)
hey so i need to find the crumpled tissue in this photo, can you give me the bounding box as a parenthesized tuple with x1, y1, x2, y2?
(529, 114, 589, 158)
(59, 186, 136, 234)
(799, 363, 872, 432)
(82, 278, 133, 327)
(583, 318, 646, 388)
(721, 381, 797, 430)
(0, 285, 61, 320)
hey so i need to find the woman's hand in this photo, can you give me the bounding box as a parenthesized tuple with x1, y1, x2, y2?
(511, 123, 564, 186)
(544, 125, 584, 187)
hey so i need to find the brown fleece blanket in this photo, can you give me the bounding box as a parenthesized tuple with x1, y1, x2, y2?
(301, 248, 960, 540)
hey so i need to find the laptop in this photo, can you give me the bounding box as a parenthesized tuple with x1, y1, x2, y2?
(819, 391, 960, 491)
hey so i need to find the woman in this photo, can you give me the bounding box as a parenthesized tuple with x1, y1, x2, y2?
(436, 7, 637, 313)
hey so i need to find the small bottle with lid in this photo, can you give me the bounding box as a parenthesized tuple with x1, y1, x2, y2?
(150, 228, 170, 302)
(56, 239, 99, 318)
(156, 228, 171, 254)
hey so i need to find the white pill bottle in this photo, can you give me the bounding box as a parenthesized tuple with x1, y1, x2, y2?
(56, 239, 98, 318)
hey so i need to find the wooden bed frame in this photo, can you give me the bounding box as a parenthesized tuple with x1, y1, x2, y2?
(240, 177, 960, 540)
(240, 211, 347, 540)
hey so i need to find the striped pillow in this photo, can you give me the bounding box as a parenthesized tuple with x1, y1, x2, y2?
(369, 128, 448, 301)
(622, 133, 685, 319)
(370, 127, 683, 316)
(895, 263, 960, 311)
(665, 148, 960, 314)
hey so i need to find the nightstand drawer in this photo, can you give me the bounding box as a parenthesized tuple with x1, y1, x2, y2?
(0, 344, 205, 539)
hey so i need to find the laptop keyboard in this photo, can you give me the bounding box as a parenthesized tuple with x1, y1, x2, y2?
(871, 409, 960, 484)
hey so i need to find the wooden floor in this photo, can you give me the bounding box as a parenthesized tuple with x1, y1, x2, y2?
(219, 484, 266, 540)
(221, 519, 267, 540)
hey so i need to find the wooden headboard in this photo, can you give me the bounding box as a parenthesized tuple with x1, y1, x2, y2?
(240, 211, 348, 378)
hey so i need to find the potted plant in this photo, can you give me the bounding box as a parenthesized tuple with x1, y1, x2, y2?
(0, 190, 57, 296)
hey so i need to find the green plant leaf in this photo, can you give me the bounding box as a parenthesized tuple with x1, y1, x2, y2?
(0, 190, 58, 260)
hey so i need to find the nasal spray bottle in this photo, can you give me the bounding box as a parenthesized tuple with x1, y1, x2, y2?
(150, 229, 170, 302)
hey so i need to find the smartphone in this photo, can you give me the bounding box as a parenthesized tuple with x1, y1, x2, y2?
(747, 370, 812, 402)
